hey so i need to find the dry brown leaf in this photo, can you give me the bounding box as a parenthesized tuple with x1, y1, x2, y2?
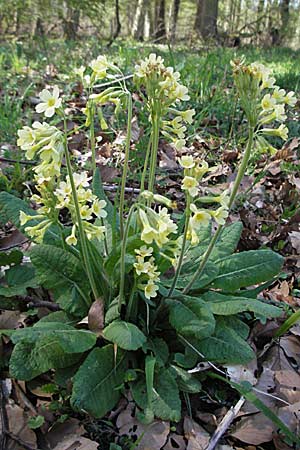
(184, 416, 210, 450)
(52, 436, 99, 450)
(131, 116, 142, 142)
(280, 335, 300, 367)
(6, 402, 37, 450)
(88, 299, 105, 333)
(275, 369, 300, 404)
(289, 231, 300, 253)
(230, 412, 275, 445)
(117, 404, 170, 450)
(0, 311, 23, 330)
(45, 418, 85, 449)
(163, 433, 186, 450)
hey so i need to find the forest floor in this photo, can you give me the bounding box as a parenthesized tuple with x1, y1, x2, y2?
(0, 39, 300, 450)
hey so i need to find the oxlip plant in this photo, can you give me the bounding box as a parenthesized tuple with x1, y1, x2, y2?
(0, 55, 297, 431)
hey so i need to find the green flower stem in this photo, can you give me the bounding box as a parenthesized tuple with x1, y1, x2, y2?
(125, 277, 137, 321)
(119, 93, 132, 239)
(62, 115, 99, 302)
(118, 204, 135, 312)
(90, 100, 97, 173)
(148, 109, 160, 194)
(140, 137, 152, 193)
(167, 195, 191, 298)
(183, 126, 255, 294)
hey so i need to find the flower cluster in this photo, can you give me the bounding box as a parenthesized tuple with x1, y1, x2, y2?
(231, 59, 296, 150)
(134, 53, 194, 149)
(138, 207, 177, 248)
(54, 172, 107, 245)
(17, 121, 64, 184)
(179, 155, 212, 198)
(74, 55, 118, 87)
(134, 246, 160, 299)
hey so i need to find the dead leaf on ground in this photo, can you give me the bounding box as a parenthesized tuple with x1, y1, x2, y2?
(163, 433, 186, 450)
(52, 436, 99, 450)
(117, 403, 170, 450)
(88, 299, 105, 333)
(230, 412, 275, 445)
(184, 416, 210, 450)
(45, 418, 85, 449)
(5, 402, 37, 450)
(280, 335, 300, 367)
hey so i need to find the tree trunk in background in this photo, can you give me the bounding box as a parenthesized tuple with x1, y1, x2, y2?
(108, 0, 121, 46)
(195, 0, 219, 39)
(170, 0, 180, 42)
(194, 0, 204, 31)
(280, 0, 290, 42)
(154, 0, 166, 41)
(133, 0, 146, 40)
(63, 7, 80, 40)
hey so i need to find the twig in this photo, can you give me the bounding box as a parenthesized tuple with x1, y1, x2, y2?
(205, 397, 245, 450)
(103, 184, 140, 194)
(93, 74, 133, 89)
(23, 296, 60, 311)
(0, 239, 29, 251)
(0, 157, 35, 166)
(0, 381, 9, 450)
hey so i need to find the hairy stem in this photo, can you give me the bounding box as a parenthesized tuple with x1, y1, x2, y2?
(118, 205, 135, 312)
(167, 195, 191, 298)
(183, 126, 255, 294)
(148, 110, 160, 193)
(119, 93, 132, 238)
(63, 115, 99, 302)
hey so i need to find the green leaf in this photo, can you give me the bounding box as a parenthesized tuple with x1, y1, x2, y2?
(10, 339, 83, 381)
(11, 322, 97, 352)
(93, 167, 115, 226)
(163, 261, 219, 290)
(28, 415, 45, 429)
(192, 316, 254, 364)
(166, 295, 215, 339)
(0, 192, 60, 243)
(103, 320, 146, 350)
(10, 322, 96, 380)
(202, 291, 282, 318)
(210, 221, 243, 261)
(211, 250, 284, 291)
(142, 338, 169, 367)
(71, 345, 127, 418)
(0, 249, 23, 266)
(30, 244, 91, 317)
(170, 365, 202, 394)
(0, 264, 37, 297)
(132, 368, 181, 422)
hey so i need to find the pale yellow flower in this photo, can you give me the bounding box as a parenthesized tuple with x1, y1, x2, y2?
(180, 109, 195, 124)
(135, 246, 153, 258)
(284, 91, 297, 107)
(262, 124, 288, 140)
(90, 55, 109, 79)
(66, 225, 77, 246)
(190, 204, 211, 229)
(178, 155, 195, 169)
(36, 86, 62, 117)
(144, 281, 159, 299)
(182, 176, 198, 197)
(92, 199, 107, 218)
(261, 94, 276, 111)
(210, 207, 229, 225)
(17, 126, 35, 149)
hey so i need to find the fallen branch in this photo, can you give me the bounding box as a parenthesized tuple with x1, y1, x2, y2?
(205, 397, 245, 450)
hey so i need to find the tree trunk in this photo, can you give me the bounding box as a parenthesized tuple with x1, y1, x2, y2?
(280, 0, 290, 41)
(170, 0, 180, 42)
(133, 0, 146, 41)
(108, 0, 121, 46)
(154, 0, 166, 41)
(63, 7, 80, 40)
(195, 0, 219, 39)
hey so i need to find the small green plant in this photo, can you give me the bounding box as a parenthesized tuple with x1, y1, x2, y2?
(0, 55, 296, 428)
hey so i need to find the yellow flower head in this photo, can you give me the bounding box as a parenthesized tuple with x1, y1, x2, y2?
(179, 155, 195, 169)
